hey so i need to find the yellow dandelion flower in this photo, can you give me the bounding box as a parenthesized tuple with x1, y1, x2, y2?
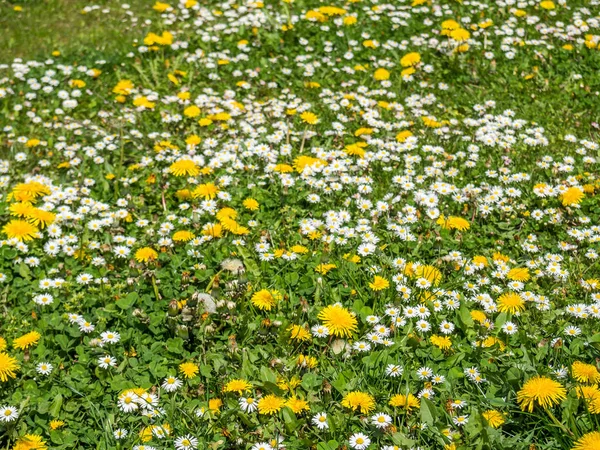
(341, 391, 376, 413)
(209, 398, 222, 412)
(243, 198, 259, 210)
(413, 265, 442, 286)
(507, 268, 530, 282)
(430, 335, 452, 350)
(179, 362, 199, 379)
(540, 0, 555, 9)
(285, 397, 310, 414)
(223, 379, 252, 395)
(202, 223, 223, 238)
(113, 79, 134, 95)
(396, 130, 413, 142)
(183, 105, 201, 117)
(13, 434, 47, 450)
(572, 361, 600, 384)
(258, 394, 285, 414)
(135, 247, 158, 263)
(374, 68, 390, 80)
(517, 376, 566, 412)
(172, 231, 195, 242)
(400, 52, 421, 67)
(169, 159, 200, 177)
(561, 187, 585, 206)
(389, 393, 420, 412)
(0, 352, 20, 381)
(450, 28, 470, 41)
(49, 420, 65, 430)
(369, 275, 389, 291)
(251, 289, 282, 311)
(572, 432, 600, 450)
(497, 292, 525, 314)
(2, 220, 39, 242)
(300, 111, 319, 125)
(297, 354, 318, 368)
(9, 202, 34, 217)
(482, 410, 505, 428)
(13, 331, 41, 350)
(192, 183, 220, 200)
(25, 208, 56, 229)
(288, 324, 311, 341)
(315, 263, 336, 275)
(317, 304, 358, 338)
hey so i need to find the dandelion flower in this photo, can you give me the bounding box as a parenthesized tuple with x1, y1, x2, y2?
(12, 434, 47, 450)
(192, 183, 219, 200)
(13, 331, 41, 350)
(572, 361, 600, 384)
(285, 397, 310, 414)
(243, 198, 259, 210)
(369, 276, 389, 291)
(300, 111, 319, 125)
(179, 362, 199, 379)
(482, 410, 505, 428)
(173, 231, 195, 242)
(2, 220, 39, 241)
(49, 419, 65, 430)
(288, 324, 311, 341)
(389, 393, 420, 412)
(257, 394, 285, 415)
(507, 268, 530, 282)
(223, 379, 252, 395)
(430, 335, 452, 350)
(517, 376, 566, 412)
(374, 68, 390, 81)
(135, 247, 158, 263)
(497, 292, 525, 314)
(572, 432, 600, 450)
(561, 187, 584, 206)
(170, 160, 200, 177)
(446, 216, 470, 231)
(318, 304, 358, 338)
(251, 289, 281, 311)
(400, 52, 421, 67)
(341, 391, 375, 413)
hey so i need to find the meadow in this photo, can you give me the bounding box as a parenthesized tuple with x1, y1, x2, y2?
(1, 0, 600, 449)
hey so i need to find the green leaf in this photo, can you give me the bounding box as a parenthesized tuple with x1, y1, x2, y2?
(166, 338, 184, 354)
(301, 373, 322, 390)
(116, 292, 138, 309)
(282, 407, 299, 432)
(420, 397, 437, 426)
(392, 433, 416, 447)
(260, 366, 277, 384)
(284, 272, 299, 286)
(19, 263, 32, 280)
(49, 393, 63, 417)
(317, 441, 339, 450)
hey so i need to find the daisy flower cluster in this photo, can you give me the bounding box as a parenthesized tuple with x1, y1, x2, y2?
(1, 0, 600, 449)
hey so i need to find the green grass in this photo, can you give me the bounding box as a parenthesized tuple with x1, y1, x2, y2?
(0, 0, 152, 62)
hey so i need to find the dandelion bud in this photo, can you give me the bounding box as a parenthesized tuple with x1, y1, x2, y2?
(168, 300, 179, 316)
(176, 325, 189, 340)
